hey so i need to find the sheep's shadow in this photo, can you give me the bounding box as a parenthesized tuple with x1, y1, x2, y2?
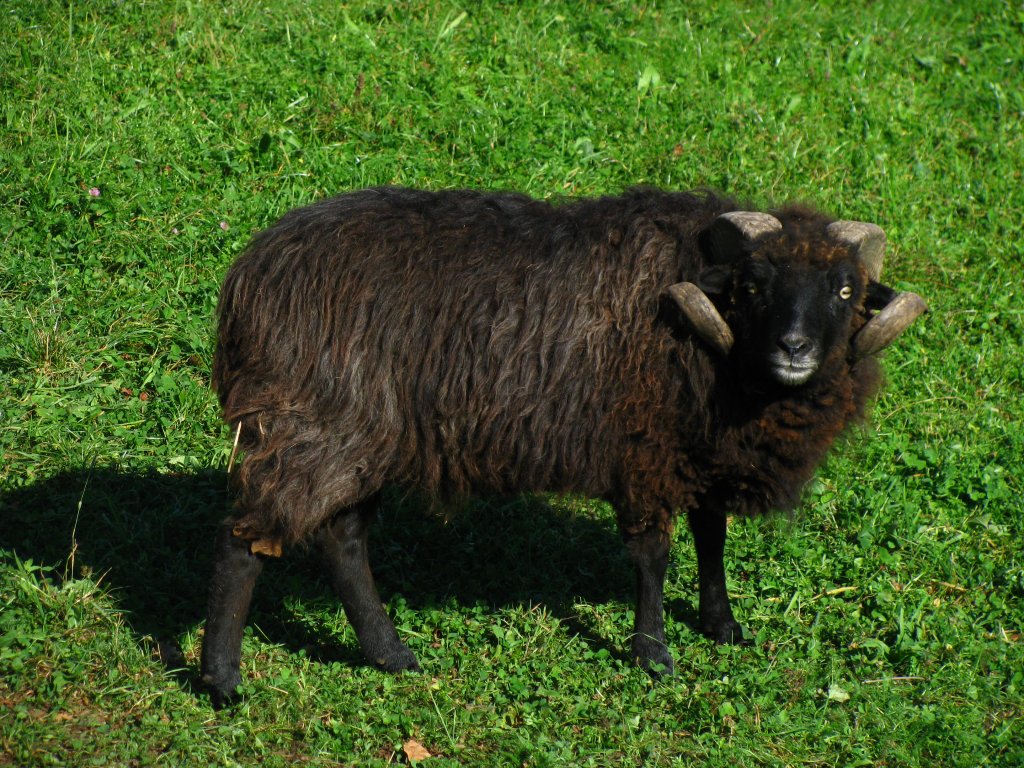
(0, 466, 702, 687)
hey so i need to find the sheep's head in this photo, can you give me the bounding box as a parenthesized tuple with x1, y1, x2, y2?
(667, 210, 926, 388)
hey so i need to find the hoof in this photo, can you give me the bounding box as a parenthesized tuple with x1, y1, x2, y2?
(702, 618, 750, 646)
(375, 643, 421, 674)
(632, 637, 675, 679)
(203, 672, 243, 709)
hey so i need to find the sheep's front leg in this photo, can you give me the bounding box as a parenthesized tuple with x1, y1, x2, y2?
(316, 502, 420, 673)
(624, 525, 675, 677)
(687, 509, 746, 644)
(202, 521, 265, 708)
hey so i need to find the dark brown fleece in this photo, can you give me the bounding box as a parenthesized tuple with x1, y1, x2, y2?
(212, 187, 880, 548)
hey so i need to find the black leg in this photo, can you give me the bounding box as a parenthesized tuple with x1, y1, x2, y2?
(624, 525, 675, 677)
(315, 502, 419, 673)
(201, 521, 265, 707)
(687, 509, 746, 644)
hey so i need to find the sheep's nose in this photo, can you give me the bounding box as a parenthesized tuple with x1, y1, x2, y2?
(779, 333, 812, 357)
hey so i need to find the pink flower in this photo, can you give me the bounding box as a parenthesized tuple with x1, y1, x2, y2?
(89, 187, 101, 197)
(171, 228, 180, 235)
(219, 221, 229, 231)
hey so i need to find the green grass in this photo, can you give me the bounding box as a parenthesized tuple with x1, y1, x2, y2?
(1, 0, 1022, 765)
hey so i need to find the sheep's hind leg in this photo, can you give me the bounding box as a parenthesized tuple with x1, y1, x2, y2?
(316, 499, 420, 673)
(624, 525, 675, 677)
(201, 520, 265, 708)
(687, 509, 747, 644)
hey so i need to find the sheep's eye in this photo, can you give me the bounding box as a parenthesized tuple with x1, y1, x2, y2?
(838, 285, 854, 300)
(745, 283, 759, 295)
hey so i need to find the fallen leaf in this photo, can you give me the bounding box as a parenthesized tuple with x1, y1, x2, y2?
(827, 684, 851, 703)
(403, 739, 431, 763)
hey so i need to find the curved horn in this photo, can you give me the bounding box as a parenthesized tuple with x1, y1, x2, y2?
(827, 221, 886, 281)
(667, 282, 734, 355)
(705, 211, 783, 264)
(853, 291, 927, 358)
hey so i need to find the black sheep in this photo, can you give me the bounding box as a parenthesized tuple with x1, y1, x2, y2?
(201, 187, 925, 705)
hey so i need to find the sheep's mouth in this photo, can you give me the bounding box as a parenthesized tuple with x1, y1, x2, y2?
(769, 356, 819, 386)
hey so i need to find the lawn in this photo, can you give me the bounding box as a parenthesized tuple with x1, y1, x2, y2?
(1, 1, 1022, 765)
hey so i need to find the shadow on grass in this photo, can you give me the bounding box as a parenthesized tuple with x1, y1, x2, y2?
(0, 467, 701, 689)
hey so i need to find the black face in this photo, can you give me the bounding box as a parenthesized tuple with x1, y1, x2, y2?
(707, 258, 866, 387)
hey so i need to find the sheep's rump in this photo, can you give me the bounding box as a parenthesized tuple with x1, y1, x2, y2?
(214, 187, 728, 545)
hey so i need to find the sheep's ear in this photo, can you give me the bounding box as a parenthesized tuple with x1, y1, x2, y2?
(853, 291, 927, 358)
(828, 221, 886, 280)
(701, 211, 783, 265)
(696, 265, 731, 295)
(666, 282, 734, 355)
(865, 280, 897, 311)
